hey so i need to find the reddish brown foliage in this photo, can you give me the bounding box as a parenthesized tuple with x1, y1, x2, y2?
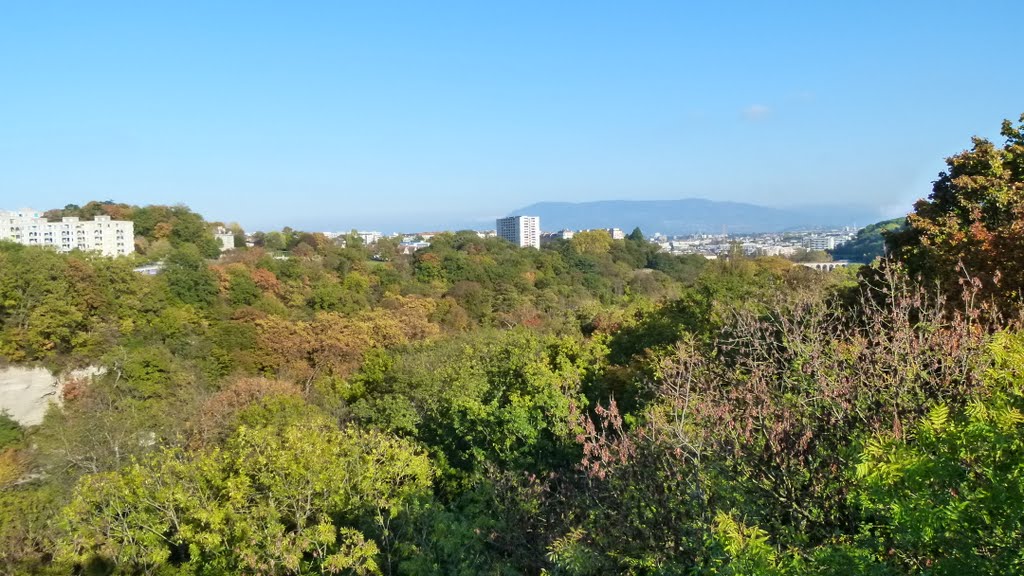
(251, 295, 440, 382)
(250, 268, 281, 296)
(888, 115, 1024, 314)
(60, 376, 90, 403)
(190, 377, 302, 446)
(574, 267, 1006, 535)
(572, 398, 635, 480)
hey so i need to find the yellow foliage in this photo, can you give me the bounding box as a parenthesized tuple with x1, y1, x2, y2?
(0, 449, 25, 488)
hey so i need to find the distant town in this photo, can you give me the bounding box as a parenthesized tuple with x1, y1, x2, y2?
(2, 208, 860, 269)
(317, 215, 857, 266)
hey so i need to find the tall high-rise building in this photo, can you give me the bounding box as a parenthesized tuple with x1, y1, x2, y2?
(496, 215, 540, 249)
(0, 209, 134, 257)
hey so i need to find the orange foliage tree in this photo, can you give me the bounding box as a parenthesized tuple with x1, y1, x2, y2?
(887, 114, 1024, 311)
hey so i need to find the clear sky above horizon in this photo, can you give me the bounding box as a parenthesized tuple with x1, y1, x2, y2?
(1, 1, 1022, 232)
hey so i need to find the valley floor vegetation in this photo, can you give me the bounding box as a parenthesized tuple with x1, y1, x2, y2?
(2, 114, 1024, 575)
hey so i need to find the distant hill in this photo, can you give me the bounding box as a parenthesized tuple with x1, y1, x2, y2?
(829, 217, 907, 263)
(509, 199, 884, 235)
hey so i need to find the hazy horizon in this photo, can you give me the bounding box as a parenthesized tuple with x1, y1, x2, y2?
(2, 1, 1021, 231)
(281, 197, 904, 235)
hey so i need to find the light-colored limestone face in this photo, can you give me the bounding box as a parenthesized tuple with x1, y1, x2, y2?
(0, 366, 105, 426)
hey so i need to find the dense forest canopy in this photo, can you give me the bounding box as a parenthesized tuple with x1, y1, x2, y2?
(1, 115, 1024, 575)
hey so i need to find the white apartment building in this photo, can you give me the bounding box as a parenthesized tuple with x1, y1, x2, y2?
(357, 231, 382, 245)
(805, 236, 836, 251)
(496, 215, 540, 249)
(0, 209, 134, 257)
(540, 229, 574, 245)
(214, 226, 236, 251)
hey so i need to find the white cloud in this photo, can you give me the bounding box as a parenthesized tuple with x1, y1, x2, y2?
(743, 104, 771, 121)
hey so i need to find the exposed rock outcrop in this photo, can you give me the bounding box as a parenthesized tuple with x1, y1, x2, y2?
(0, 366, 105, 426)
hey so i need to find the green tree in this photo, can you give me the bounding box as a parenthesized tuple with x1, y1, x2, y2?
(0, 484, 65, 574)
(854, 332, 1024, 576)
(58, 419, 431, 575)
(350, 330, 589, 488)
(169, 208, 221, 258)
(0, 413, 20, 450)
(263, 231, 286, 252)
(163, 245, 218, 307)
(788, 248, 832, 263)
(227, 269, 260, 306)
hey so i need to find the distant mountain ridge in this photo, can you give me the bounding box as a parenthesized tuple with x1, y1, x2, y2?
(510, 199, 886, 235)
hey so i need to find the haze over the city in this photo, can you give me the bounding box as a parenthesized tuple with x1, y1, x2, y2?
(2, 1, 1021, 231)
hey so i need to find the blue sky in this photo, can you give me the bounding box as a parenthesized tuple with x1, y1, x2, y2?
(1, 1, 1021, 232)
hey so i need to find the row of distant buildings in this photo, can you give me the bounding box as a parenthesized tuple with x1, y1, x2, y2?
(652, 229, 856, 259)
(334, 217, 630, 254)
(1, 209, 236, 257)
(494, 216, 627, 249)
(285, 216, 852, 259)
(331, 216, 545, 252)
(0, 209, 134, 257)
(1, 207, 855, 264)
(491, 217, 855, 262)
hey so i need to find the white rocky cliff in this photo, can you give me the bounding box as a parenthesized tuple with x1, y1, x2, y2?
(0, 366, 104, 426)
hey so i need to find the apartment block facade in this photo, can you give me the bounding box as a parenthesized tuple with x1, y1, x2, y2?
(214, 226, 236, 252)
(496, 215, 540, 249)
(0, 209, 135, 257)
(804, 236, 836, 251)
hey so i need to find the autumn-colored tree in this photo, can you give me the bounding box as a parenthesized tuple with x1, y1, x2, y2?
(252, 296, 439, 381)
(887, 113, 1024, 311)
(560, 267, 996, 573)
(250, 267, 282, 296)
(189, 377, 304, 446)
